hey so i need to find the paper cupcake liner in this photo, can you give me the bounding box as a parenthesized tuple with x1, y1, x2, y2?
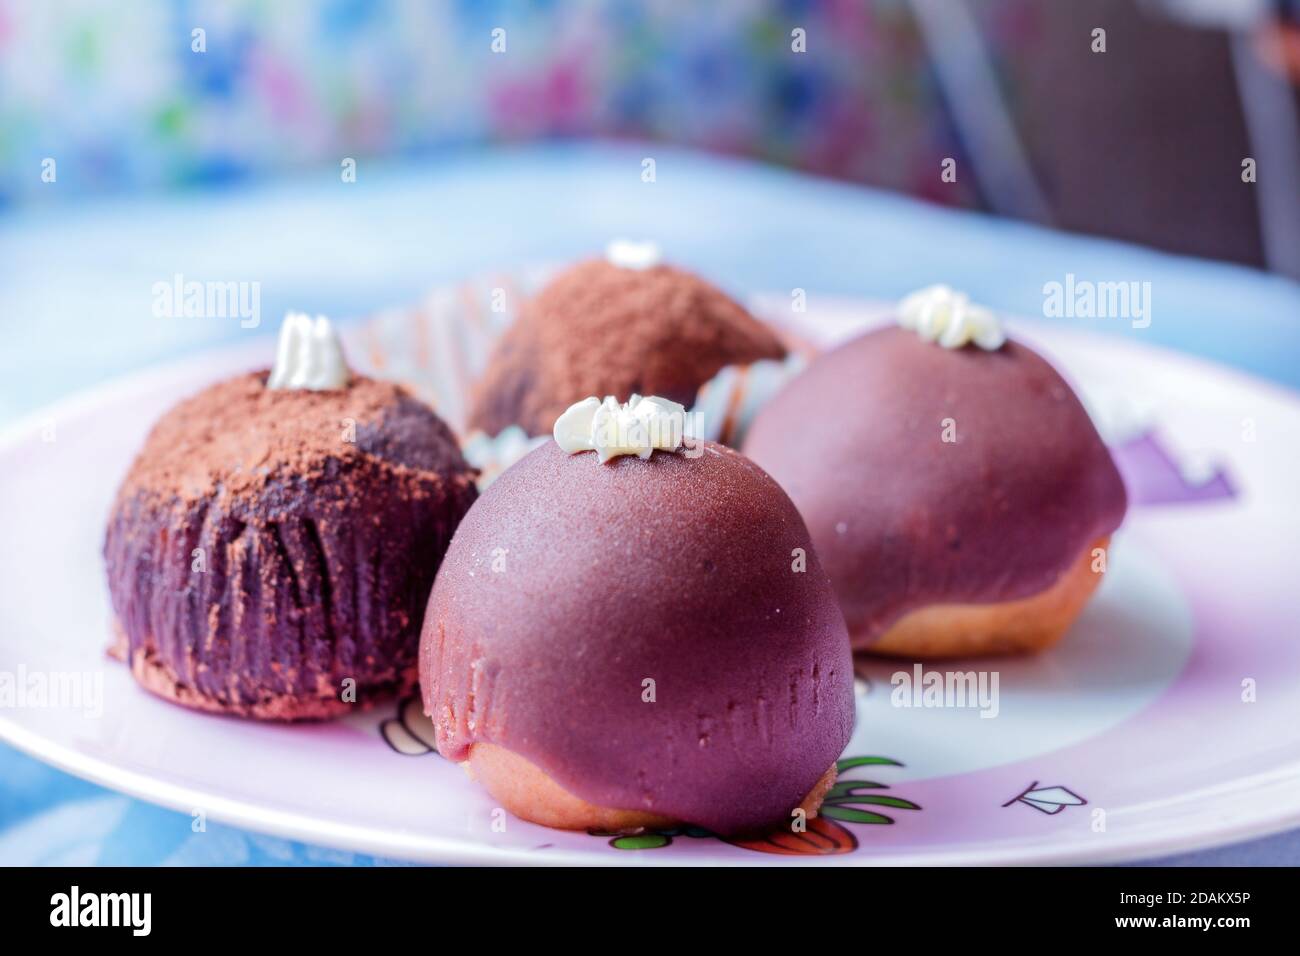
(356, 265, 553, 434)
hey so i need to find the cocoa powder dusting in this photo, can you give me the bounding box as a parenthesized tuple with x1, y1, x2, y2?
(120, 371, 469, 503)
(468, 260, 786, 436)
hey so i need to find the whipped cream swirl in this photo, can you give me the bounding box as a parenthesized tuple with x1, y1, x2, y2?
(605, 239, 662, 271)
(268, 312, 350, 390)
(554, 394, 687, 463)
(897, 285, 1006, 351)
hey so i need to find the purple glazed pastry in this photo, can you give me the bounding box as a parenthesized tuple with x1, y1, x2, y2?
(105, 315, 477, 720)
(744, 288, 1127, 657)
(420, 396, 853, 835)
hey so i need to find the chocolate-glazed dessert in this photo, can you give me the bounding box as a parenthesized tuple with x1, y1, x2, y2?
(744, 286, 1128, 657)
(743, 286, 1128, 658)
(105, 313, 478, 720)
(466, 241, 787, 438)
(421, 395, 854, 835)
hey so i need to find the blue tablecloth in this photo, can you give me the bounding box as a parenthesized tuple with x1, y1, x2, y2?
(2, 142, 1298, 865)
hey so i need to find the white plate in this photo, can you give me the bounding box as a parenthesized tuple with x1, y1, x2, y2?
(2, 309, 1299, 865)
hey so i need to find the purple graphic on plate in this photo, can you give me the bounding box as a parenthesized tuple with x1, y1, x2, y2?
(1112, 431, 1236, 506)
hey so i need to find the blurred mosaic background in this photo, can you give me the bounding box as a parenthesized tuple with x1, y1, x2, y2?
(2, 0, 1298, 273)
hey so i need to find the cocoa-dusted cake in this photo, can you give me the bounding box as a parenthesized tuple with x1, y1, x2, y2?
(105, 313, 478, 719)
(421, 395, 854, 835)
(744, 286, 1127, 658)
(466, 241, 786, 438)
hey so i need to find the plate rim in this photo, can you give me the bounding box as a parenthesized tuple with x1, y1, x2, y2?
(5, 710, 1300, 866)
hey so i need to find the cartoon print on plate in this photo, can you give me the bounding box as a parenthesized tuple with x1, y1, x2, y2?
(1112, 431, 1236, 505)
(591, 756, 920, 856)
(381, 696, 440, 756)
(1002, 783, 1088, 816)
(1076, 378, 1237, 506)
